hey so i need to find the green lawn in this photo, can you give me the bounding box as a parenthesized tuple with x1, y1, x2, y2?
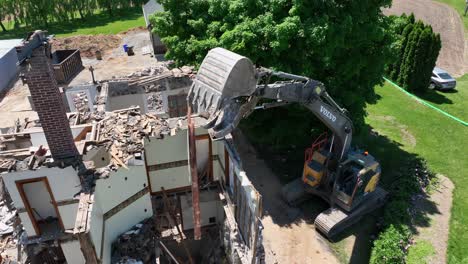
(435, 0, 468, 31)
(364, 81, 468, 263)
(0, 7, 145, 40)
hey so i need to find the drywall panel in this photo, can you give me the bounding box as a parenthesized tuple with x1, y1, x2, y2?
(94, 165, 148, 213)
(18, 212, 36, 236)
(144, 130, 188, 165)
(101, 194, 153, 264)
(22, 181, 57, 219)
(149, 166, 191, 192)
(58, 203, 79, 230)
(3, 166, 81, 210)
(61, 240, 86, 264)
(89, 199, 104, 259)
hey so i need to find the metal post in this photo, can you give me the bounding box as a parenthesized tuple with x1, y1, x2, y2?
(89, 66, 96, 84)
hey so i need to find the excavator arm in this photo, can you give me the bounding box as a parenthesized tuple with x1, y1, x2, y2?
(188, 48, 353, 161)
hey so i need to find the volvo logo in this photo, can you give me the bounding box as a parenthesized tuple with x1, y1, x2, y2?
(320, 106, 337, 122)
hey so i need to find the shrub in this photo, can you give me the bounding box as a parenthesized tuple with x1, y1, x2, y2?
(370, 224, 411, 264)
(387, 14, 441, 93)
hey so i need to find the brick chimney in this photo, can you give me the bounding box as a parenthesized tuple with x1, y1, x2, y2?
(24, 35, 79, 160)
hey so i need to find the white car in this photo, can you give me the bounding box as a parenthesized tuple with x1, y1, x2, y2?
(430, 67, 456, 90)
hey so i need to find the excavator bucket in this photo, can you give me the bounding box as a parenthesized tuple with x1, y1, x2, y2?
(187, 48, 258, 139)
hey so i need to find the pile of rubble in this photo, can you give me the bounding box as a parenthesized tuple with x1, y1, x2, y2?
(111, 219, 156, 264)
(146, 92, 164, 113)
(96, 108, 186, 168)
(70, 91, 91, 113)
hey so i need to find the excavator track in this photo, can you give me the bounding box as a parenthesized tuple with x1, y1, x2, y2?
(314, 187, 387, 239)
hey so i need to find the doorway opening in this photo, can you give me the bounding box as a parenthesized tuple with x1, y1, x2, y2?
(16, 177, 64, 236)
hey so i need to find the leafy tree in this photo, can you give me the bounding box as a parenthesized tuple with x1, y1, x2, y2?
(152, 0, 394, 143)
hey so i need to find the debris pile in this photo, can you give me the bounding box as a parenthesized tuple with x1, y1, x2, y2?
(111, 219, 156, 264)
(146, 92, 164, 113)
(96, 109, 185, 168)
(70, 91, 91, 113)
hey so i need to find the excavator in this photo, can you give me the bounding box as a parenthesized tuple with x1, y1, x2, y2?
(187, 48, 387, 239)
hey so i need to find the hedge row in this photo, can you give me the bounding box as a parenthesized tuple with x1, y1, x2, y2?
(387, 14, 441, 93)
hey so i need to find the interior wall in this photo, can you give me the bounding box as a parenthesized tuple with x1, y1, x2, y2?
(4, 167, 81, 208)
(3, 166, 81, 237)
(89, 198, 104, 259)
(83, 146, 111, 168)
(181, 190, 223, 230)
(60, 240, 86, 264)
(58, 203, 79, 230)
(106, 94, 148, 114)
(22, 181, 57, 219)
(18, 211, 36, 236)
(196, 138, 209, 175)
(101, 194, 153, 264)
(94, 165, 148, 213)
(145, 131, 190, 192)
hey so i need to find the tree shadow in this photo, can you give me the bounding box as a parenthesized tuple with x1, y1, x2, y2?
(236, 121, 442, 263)
(0, 7, 143, 40)
(416, 89, 453, 105)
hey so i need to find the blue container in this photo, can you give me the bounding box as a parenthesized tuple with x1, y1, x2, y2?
(123, 44, 128, 52)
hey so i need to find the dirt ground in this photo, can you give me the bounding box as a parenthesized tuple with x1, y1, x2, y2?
(233, 130, 339, 264)
(384, 0, 468, 76)
(0, 28, 159, 129)
(412, 175, 454, 264)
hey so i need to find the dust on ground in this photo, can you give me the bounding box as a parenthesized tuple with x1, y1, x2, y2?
(0, 27, 160, 129)
(233, 130, 339, 264)
(411, 175, 454, 264)
(50, 26, 147, 58)
(51, 34, 121, 58)
(384, 0, 468, 77)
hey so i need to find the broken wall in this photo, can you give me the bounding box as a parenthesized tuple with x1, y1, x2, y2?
(180, 189, 224, 230)
(144, 127, 220, 194)
(91, 164, 153, 263)
(216, 139, 263, 264)
(29, 125, 94, 146)
(3, 166, 81, 236)
(60, 240, 86, 264)
(65, 85, 97, 113)
(104, 82, 149, 114)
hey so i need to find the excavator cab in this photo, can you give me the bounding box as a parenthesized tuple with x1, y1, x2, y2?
(333, 152, 382, 212)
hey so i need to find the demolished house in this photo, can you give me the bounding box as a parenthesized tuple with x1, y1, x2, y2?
(0, 31, 263, 264)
